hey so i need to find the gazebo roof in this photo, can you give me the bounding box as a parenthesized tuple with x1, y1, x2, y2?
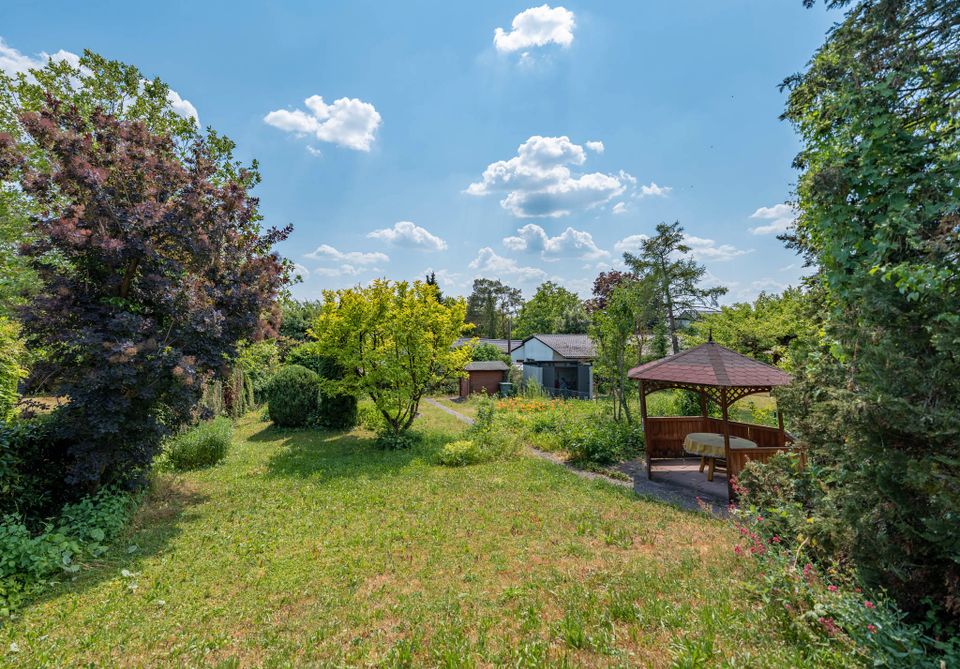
(627, 342, 792, 388)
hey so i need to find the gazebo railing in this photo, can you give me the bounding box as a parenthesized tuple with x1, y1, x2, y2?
(643, 415, 803, 479)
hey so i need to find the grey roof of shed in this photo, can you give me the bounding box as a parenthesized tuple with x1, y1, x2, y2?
(524, 334, 596, 360)
(464, 360, 510, 372)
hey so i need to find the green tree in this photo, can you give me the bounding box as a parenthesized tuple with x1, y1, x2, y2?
(311, 280, 471, 435)
(589, 277, 658, 422)
(684, 288, 815, 370)
(424, 271, 443, 302)
(780, 0, 960, 620)
(513, 281, 588, 338)
(623, 222, 726, 354)
(279, 299, 323, 342)
(465, 278, 522, 338)
(471, 342, 509, 364)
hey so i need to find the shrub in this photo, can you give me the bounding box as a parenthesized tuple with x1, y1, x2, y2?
(285, 341, 327, 373)
(286, 343, 358, 429)
(471, 342, 509, 364)
(236, 340, 280, 403)
(0, 486, 133, 614)
(319, 394, 358, 430)
(375, 429, 418, 451)
(735, 453, 849, 568)
(731, 511, 957, 667)
(162, 418, 232, 471)
(436, 396, 520, 466)
(437, 440, 484, 467)
(267, 365, 320, 428)
(0, 414, 73, 521)
(560, 419, 643, 465)
(357, 403, 385, 431)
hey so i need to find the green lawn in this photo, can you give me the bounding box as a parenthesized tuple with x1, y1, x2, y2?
(3, 403, 823, 667)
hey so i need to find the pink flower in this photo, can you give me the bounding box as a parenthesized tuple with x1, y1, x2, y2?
(867, 624, 877, 634)
(827, 585, 838, 592)
(818, 616, 839, 636)
(864, 600, 875, 609)
(734, 545, 743, 555)
(772, 535, 781, 544)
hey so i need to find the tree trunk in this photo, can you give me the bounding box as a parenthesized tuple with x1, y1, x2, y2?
(665, 298, 679, 354)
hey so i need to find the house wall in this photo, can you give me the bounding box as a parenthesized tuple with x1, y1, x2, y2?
(511, 337, 562, 363)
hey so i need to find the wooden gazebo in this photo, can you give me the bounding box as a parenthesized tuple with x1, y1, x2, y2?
(628, 342, 800, 496)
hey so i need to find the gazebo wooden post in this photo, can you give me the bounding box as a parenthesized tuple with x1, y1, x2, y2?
(639, 379, 650, 479)
(777, 406, 786, 447)
(699, 388, 708, 419)
(720, 387, 733, 498)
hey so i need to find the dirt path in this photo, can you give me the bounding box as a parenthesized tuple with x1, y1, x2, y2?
(423, 397, 475, 425)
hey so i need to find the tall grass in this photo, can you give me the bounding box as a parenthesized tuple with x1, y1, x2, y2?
(161, 417, 232, 471)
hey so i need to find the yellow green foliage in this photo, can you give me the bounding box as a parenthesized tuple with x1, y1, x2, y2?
(0, 317, 25, 421)
(310, 280, 471, 434)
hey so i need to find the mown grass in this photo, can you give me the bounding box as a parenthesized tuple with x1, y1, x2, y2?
(3, 403, 828, 667)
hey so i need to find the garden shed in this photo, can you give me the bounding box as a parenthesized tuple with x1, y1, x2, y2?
(459, 360, 509, 398)
(510, 334, 596, 399)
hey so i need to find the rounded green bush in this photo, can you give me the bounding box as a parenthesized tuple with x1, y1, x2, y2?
(267, 365, 320, 428)
(164, 417, 232, 471)
(285, 344, 358, 430)
(437, 439, 483, 467)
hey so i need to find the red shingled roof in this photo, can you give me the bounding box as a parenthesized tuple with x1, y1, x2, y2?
(627, 342, 792, 388)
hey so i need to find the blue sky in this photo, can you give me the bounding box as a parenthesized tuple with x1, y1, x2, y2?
(1, 1, 838, 302)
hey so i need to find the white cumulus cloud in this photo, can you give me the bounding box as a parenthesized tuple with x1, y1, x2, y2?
(585, 140, 604, 153)
(638, 182, 671, 198)
(469, 247, 547, 281)
(164, 89, 199, 126)
(466, 135, 634, 218)
(304, 244, 388, 265)
(264, 95, 381, 151)
(312, 264, 379, 278)
(613, 234, 649, 254)
(612, 202, 628, 215)
(367, 221, 447, 251)
(749, 203, 797, 235)
(494, 5, 576, 53)
(683, 234, 751, 262)
(503, 224, 608, 260)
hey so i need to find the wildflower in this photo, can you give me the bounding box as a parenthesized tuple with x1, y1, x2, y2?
(827, 585, 837, 592)
(733, 545, 742, 555)
(772, 535, 781, 544)
(867, 624, 877, 634)
(864, 600, 875, 609)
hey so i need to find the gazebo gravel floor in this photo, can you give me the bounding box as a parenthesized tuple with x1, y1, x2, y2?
(617, 457, 730, 514)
